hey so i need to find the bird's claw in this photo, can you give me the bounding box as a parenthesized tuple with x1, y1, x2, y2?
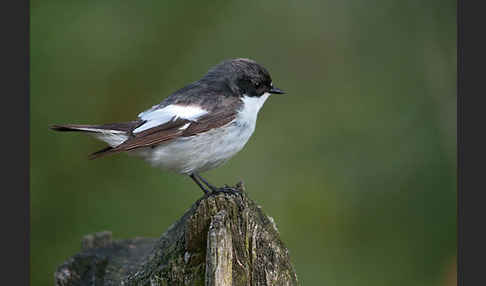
(209, 185, 241, 196)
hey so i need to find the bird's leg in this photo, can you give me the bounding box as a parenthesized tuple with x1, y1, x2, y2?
(194, 173, 238, 194)
(193, 173, 219, 192)
(189, 173, 210, 194)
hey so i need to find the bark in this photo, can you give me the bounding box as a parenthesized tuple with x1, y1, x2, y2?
(55, 183, 299, 286)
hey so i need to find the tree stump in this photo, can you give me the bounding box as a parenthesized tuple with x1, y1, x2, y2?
(54, 182, 299, 285)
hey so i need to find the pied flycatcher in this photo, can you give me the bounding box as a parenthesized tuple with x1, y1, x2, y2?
(51, 58, 285, 194)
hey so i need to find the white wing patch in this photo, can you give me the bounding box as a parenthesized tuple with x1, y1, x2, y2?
(133, 104, 208, 134)
(178, 123, 191, 130)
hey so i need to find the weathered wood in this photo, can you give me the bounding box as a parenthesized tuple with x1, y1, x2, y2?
(55, 183, 299, 286)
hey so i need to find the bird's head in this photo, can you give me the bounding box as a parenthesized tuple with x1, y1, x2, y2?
(203, 58, 285, 98)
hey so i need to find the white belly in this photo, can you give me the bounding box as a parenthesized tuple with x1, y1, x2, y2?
(133, 93, 269, 174)
(134, 119, 253, 174)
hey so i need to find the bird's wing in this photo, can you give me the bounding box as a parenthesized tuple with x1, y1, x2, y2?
(89, 103, 239, 159)
(133, 104, 209, 134)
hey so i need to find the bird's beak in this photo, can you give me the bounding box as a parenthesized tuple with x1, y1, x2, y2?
(269, 86, 285, 94)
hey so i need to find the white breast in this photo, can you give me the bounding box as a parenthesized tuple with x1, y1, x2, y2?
(238, 93, 270, 126)
(134, 93, 271, 174)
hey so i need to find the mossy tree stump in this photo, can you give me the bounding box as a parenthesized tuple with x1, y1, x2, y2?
(55, 183, 299, 285)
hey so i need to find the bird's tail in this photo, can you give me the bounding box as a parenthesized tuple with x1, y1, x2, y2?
(50, 121, 142, 159)
(50, 121, 142, 133)
(50, 124, 103, 132)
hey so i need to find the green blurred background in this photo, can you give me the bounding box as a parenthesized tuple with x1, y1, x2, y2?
(31, 0, 456, 285)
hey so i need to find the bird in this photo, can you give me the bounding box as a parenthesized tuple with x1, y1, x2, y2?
(50, 58, 285, 194)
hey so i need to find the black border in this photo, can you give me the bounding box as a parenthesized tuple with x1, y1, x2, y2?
(458, 0, 486, 285)
(5, 0, 481, 285)
(2, 0, 29, 285)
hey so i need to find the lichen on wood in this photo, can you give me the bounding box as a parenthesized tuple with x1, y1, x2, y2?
(55, 182, 299, 286)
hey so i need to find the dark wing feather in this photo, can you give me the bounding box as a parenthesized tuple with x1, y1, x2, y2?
(116, 117, 191, 151)
(90, 108, 238, 159)
(88, 118, 189, 159)
(182, 108, 237, 136)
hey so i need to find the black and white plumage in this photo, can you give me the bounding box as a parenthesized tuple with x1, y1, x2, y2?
(51, 58, 285, 194)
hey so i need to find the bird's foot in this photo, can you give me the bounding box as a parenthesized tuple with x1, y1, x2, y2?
(209, 184, 242, 196)
(190, 173, 245, 196)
